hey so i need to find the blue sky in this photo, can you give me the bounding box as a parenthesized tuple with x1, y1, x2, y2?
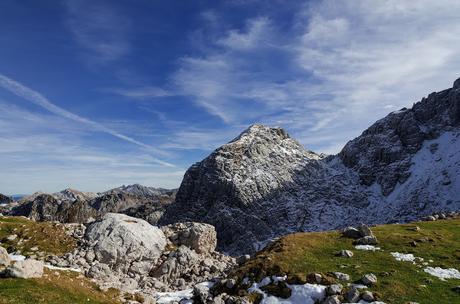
(1, 0, 460, 194)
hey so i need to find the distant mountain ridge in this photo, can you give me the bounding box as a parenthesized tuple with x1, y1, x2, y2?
(160, 78, 460, 254)
(2, 184, 177, 224)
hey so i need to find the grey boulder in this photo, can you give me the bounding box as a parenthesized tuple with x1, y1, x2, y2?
(85, 213, 166, 271)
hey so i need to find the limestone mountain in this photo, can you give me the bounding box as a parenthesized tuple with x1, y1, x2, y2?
(161, 78, 460, 255)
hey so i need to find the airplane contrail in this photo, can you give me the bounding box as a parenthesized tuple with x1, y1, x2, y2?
(0, 73, 175, 168)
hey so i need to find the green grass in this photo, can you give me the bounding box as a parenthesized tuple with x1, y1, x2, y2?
(0, 216, 76, 256)
(235, 218, 460, 304)
(0, 270, 120, 304)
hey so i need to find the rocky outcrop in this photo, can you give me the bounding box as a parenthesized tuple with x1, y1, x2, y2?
(0, 193, 12, 205)
(8, 185, 176, 225)
(161, 222, 217, 254)
(161, 78, 460, 255)
(46, 213, 236, 297)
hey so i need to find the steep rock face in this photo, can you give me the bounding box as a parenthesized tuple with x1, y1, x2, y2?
(339, 81, 460, 195)
(165, 124, 322, 217)
(161, 79, 460, 255)
(161, 125, 371, 253)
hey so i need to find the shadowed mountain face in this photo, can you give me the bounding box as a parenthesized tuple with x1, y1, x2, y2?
(7, 185, 177, 224)
(160, 78, 460, 255)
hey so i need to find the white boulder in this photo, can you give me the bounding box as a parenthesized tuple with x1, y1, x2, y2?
(85, 213, 166, 272)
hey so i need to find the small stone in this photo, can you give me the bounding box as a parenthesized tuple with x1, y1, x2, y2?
(410, 241, 418, 247)
(322, 295, 341, 304)
(423, 216, 436, 221)
(361, 290, 375, 301)
(339, 250, 354, 258)
(345, 287, 360, 303)
(30, 246, 39, 252)
(326, 284, 342, 296)
(362, 273, 378, 286)
(332, 272, 350, 281)
(225, 278, 236, 289)
(6, 234, 17, 241)
(452, 285, 460, 293)
(354, 235, 378, 245)
(314, 273, 323, 283)
(236, 254, 251, 265)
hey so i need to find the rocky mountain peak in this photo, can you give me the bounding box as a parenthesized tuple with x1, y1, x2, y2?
(53, 188, 97, 202)
(454, 77, 460, 89)
(107, 184, 173, 197)
(161, 78, 460, 255)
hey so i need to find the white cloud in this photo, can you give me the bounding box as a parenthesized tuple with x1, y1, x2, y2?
(105, 86, 171, 99)
(171, 1, 460, 153)
(0, 102, 184, 194)
(0, 73, 174, 167)
(218, 17, 271, 50)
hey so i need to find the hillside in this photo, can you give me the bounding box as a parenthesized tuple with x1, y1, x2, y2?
(0, 214, 458, 303)
(0, 216, 120, 304)
(160, 78, 460, 255)
(226, 216, 460, 304)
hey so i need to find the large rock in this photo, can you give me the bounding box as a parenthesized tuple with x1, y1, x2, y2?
(6, 259, 44, 278)
(85, 213, 166, 272)
(161, 222, 217, 254)
(0, 246, 11, 267)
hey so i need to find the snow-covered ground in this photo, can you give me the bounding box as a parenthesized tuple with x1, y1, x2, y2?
(355, 245, 381, 251)
(155, 282, 213, 304)
(390, 252, 418, 263)
(424, 267, 460, 280)
(44, 264, 81, 272)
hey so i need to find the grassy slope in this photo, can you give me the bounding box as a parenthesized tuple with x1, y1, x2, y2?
(0, 216, 75, 256)
(0, 216, 120, 304)
(235, 218, 460, 304)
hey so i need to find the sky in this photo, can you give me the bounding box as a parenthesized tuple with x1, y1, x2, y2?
(1, 0, 460, 195)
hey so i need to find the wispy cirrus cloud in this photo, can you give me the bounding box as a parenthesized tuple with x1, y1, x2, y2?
(65, 0, 131, 62)
(167, 0, 460, 153)
(0, 102, 184, 194)
(0, 73, 174, 167)
(105, 86, 172, 99)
